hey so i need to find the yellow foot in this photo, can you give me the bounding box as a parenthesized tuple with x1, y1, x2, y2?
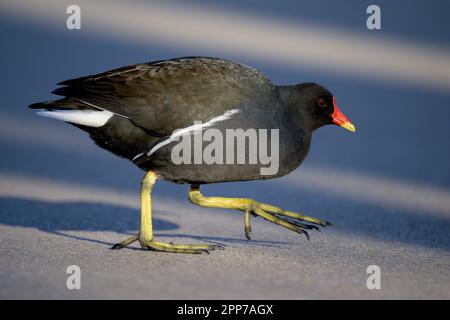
(189, 186, 332, 240)
(247, 201, 332, 240)
(111, 234, 223, 254)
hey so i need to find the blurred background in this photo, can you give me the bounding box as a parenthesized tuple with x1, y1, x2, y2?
(0, 0, 449, 299)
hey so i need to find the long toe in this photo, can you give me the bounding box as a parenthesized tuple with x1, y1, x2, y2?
(111, 234, 140, 250)
(140, 240, 224, 254)
(111, 243, 126, 250)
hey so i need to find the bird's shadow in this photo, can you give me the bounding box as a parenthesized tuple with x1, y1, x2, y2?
(0, 197, 290, 248)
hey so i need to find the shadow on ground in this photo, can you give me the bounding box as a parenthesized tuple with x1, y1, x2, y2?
(0, 197, 293, 247)
(0, 197, 177, 246)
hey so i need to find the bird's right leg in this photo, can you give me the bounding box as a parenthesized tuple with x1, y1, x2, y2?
(112, 171, 221, 253)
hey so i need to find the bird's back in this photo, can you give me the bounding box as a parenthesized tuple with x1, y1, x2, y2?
(52, 57, 277, 134)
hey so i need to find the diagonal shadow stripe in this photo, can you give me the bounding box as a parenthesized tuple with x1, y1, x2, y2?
(1, 0, 450, 90)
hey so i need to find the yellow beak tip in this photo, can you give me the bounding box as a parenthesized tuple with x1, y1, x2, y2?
(340, 122, 356, 133)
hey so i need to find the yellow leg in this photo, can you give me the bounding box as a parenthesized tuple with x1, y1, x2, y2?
(112, 171, 223, 254)
(188, 185, 331, 240)
(244, 210, 252, 240)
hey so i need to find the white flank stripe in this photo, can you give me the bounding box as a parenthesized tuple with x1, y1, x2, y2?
(36, 110, 114, 128)
(132, 108, 241, 161)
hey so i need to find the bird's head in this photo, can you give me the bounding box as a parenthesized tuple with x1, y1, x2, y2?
(279, 83, 356, 133)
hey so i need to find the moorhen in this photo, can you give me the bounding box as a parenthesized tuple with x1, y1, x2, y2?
(30, 57, 355, 254)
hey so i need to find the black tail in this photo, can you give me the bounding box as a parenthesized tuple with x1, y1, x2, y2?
(29, 98, 87, 110)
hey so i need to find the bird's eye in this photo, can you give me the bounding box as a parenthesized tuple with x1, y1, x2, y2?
(318, 98, 327, 107)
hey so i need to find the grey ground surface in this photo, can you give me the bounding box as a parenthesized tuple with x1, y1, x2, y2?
(1, 1, 450, 299)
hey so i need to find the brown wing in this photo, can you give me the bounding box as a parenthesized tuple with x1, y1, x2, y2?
(52, 57, 276, 135)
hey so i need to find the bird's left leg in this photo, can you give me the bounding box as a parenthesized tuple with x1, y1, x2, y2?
(188, 185, 331, 240)
(112, 171, 222, 253)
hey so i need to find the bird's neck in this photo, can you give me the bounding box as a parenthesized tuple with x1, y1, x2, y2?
(276, 85, 315, 133)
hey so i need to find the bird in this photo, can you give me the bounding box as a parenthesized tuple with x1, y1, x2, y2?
(30, 56, 356, 254)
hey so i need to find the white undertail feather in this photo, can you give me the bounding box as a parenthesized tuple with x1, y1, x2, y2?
(36, 110, 114, 128)
(77, 99, 129, 119)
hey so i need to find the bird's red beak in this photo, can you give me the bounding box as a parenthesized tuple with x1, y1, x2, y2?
(332, 97, 356, 133)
